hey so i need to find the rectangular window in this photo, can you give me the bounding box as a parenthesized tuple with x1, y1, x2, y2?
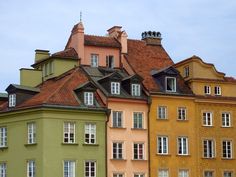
(131, 84, 141, 96)
(184, 66, 189, 77)
(222, 113, 231, 127)
(64, 161, 75, 177)
(85, 161, 96, 177)
(27, 160, 35, 177)
(64, 122, 75, 143)
(133, 112, 143, 129)
(106, 55, 114, 68)
(158, 106, 167, 119)
(84, 92, 94, 106)
(222, 140, 233, 159)
(0, 127, 7, 147)
(203, 139, 215, 158)
(113, 173, 124, 177)
(27, 123, 36, 144)
(85, 123, 96, 144)
(214, 86, 221, 95)
(203, 112, 213, 126)
(178, 107, 187, 120)
(157, 136, 168, 154)
(158, 169, 169, 177)
(0, 163, 6, 177)
(204, 86, 211, 95)
(91, 54, 99, 67)
(178, 137, 189, 155)
(111, 82, 120, 95)
(134, 174, 145, 177)
(166, 77, 176, 92)
(178, 170, 189, 177)
(224, 171, 233, 177)
(204, 171, 214, 177)
(113, 142, 123, 159)
(112, 111, 123, 128)
(133, 143, 144, 160)
(9, 94, 16, 107)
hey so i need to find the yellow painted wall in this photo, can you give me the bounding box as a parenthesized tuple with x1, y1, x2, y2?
(20, 69, 42, 87)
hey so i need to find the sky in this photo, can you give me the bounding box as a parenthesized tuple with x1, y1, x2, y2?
(0, 0, 236, 92)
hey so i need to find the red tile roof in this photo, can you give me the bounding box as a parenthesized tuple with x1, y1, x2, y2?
(125, 39, 174, 91)
(84, 35, 121, 48)
(52, 47, 78, 59)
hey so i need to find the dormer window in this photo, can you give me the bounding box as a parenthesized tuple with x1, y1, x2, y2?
(106, 55, 114, 68)
(184, 66, 189, 77)
(204, 86, 211, 95)
(166, 77, 176, 92)
(111, 82, 120, 95)
(131, 84, 141, 96)
(91, 54, 98, 67)
(84, 92, 94, 105)
(9, 94, 16, 107)
(214, 86, 221, 95)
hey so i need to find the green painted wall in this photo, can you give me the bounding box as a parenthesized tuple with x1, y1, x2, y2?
(20, 69, 42, 87)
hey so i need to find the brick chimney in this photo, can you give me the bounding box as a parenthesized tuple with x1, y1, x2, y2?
(142, 31, 162, 46)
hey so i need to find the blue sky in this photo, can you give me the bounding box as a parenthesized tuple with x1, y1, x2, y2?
(0, 0, 236, 92)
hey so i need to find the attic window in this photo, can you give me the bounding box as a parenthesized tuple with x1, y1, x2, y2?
(131, 84, 141, 96)
(111, 82, 120, 95)
(106, 55, 114, 69)
(166, 77, 176, 92)
(9, 94, 16, 107)
(214, 86, 221, 96)
(184, 66, 189, 77)
(204, 86, 211, 95)
(91, 54, 99, 67)
(84, 92, 94, 106)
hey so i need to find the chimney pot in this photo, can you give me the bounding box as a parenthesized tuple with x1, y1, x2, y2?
(141, 31, 162, 45)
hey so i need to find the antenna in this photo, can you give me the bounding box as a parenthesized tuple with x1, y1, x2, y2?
(80, 11, 82, 22)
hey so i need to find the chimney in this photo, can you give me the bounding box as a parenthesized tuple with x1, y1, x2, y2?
(107, 26, 122, 38)
(35, 49, 50, 63)
(141, 31, 162, 46)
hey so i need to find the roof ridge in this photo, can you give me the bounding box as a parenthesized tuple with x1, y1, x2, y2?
(85, 34, 113, 38)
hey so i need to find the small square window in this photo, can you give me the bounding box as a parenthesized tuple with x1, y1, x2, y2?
(84, 92, 94, 106)
(111, 82, 120, 95)
(166, 77, 176, 92)
(204, 86, 211, 95)
(9, 94, 16, 107)
(214, 86, 221, 95)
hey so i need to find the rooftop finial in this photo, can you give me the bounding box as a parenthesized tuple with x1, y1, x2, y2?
(80, 11, 82, 23)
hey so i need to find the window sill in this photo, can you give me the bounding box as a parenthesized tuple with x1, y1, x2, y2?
(0, 146, 8, 150)
(83, 143, 99, 146)
(156, 118, 168, 121)
(221, 126, 233, 128)
(176, 119, 189, 122)
(131, 159, 147, 161)
(24, 143, 37, 147)
(61, 143, 78, 146)
(110, 127, 127, 130)
(156, 153, 171, 156)
(221, 158, 234, 160)
(176, 154, 190, 157)
(110, 158, 127, 161)
(131, 128, 147, 131)
(202, 125, 213, 127)
(202, 157, 216, 159)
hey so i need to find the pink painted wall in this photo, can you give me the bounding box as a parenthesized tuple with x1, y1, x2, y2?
(107, 99, 149, 177)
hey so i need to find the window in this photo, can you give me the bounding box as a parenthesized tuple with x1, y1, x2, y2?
(224, 171, 233, 177)
(85, 124, 96, 144)
(203, 112, 213, 126)
(134, 173, 145, 177)
(203, 139, 215, 158)
(158, 169, 169, 177)
(91, 54, 98, 67)
(113, 173, 124, 177)
(178, 137, 189, 155)
(131, 84, 141, 96)
(113, 142, 123, 159)
(178, 107, 187, 120)
(158, 106, 167, 119)
(111, 82, 120, 95)
(166, 77, 176, 92)
(106, 55, 114, 68)
(214, 86, 221, 95)
(133, 112, 143, 129)
(9, 94, 16, 107)
(184, 66, 189, 77)
(85, 161, 96, 177)
(27, 123, 36, 144)
(133, 143, 144, 160)
(27, 160, 35, 177)
(179, 170, 189, 177)
(64, 122, 75, 143)
(204, 86, 211, 95)
(0, 127, 7, 147)
(64, 161, 75, 177)
(157, 136, 168, 154)
(222, 140, 232, 159)
(112, 111, 123, 128)
(204, 171, 214, 177)
(84, 92, 94, 106)
(222, 113, 231, 127)
(0, 163, 6, 177)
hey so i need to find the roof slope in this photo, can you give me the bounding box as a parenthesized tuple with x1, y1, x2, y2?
(84, 35, 121, 48)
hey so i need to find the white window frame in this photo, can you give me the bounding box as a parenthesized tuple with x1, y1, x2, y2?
(204, 86, 211, 95)
(91, 54, 99, 67)
(84, 161, 96, 177)
(223, 171, 233, 177)
(64, 160, 75, 177)
(112, 142, 123, 159)
(85, 123, 96, 144)
(178, 169, 189, 177)
(158, 106, 167, 119)
(133, 112, 143, 129)
(112, 111, 123, 128)
(203, 112, 213, 126)
(9, 94, 16, 107)
(222, 112, 231, 127)
(166, 77, 176, 92)
(0, 163, 6, 177)
(204, 171, 214, 177)
(178, 107, 187, 120)
(84, 92, 94, 106)
(111, 82, 120, 95)
(157, 136, 168, 154)
(222, 140, 233, 159)
(27, 122, 36, 144)
(214, 86, 221, 95)
(203, 139, 215, 158)
(0, 127, 7, 148)
(63, 122, 75, 144)
(27, 160, 35, 177)
(113, 173, 124, 177)
(131, 84, 141, 96)
(178, 137, 189, 155)
(134, 173, 145, 177)
(158, 169, 169, 177)
(133, 143, 144, 160)
(184, 66, 189, 78)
